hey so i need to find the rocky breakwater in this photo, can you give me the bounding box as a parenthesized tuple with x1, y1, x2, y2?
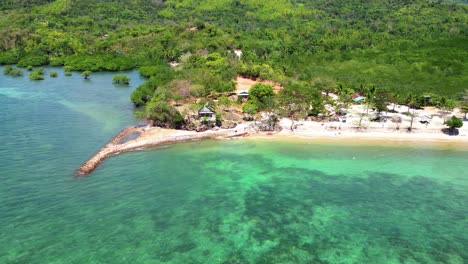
(75, 125, 250, 176)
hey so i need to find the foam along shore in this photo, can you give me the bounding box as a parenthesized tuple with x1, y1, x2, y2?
(75, 126, 249, 175)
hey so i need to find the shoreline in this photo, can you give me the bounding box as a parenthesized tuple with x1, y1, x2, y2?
(250, 131, 468, 150)
(76, 121, 468, 176)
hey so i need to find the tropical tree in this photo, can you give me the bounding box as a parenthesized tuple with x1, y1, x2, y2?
(405, 93, 417, 131)
(442, 99, 456, 113)
(278, 83, 319, 130)
(145, 98, 184, 128)
(313, 77, 336, 96)
(112, 74, 130, 84)
(444, 116, 463, 133)
(463, 89, 468, 102)
(389, 92, 401, 112)
(461, 104, 468, 120)
(336, 82, 354, 108)
(81, 70, 91, 79)
(359, 85, 377, 127)
(249, 83, 275, 110)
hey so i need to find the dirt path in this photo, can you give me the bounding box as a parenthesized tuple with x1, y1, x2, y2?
(235, 76, 282, 93)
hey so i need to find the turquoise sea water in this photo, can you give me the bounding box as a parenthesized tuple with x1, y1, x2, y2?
(1, 66, 467, 263)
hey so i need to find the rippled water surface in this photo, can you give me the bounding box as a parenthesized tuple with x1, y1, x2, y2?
(1, 66, 467, 263)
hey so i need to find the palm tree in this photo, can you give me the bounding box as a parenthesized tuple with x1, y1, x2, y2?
(405, 93, 417, 132)
(391, 92, 401, 112)
(461, 104, 468, 120)
(359, 85, 377, 127)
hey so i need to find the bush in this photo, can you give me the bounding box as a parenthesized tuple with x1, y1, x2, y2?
(249, 83, 275, 110)
(145, 98, 184, 128)
(49, 57, 65, 66)
(138, 65, 173, 83)
(112, 74, 130, 84)
(18, 55, 48, 67)
(3, 66, 13, 74)
(29, 67, 45, 80)
(3, 66, 23, 76)
(64, 71, 72, 76)
(139, 66, 159, 78)
(81, 70, 91, 79)
(189, 84, 207, 97)
(0, 50, 20, 65)
(49, 71, 58, 77)
(26, 66, 33, 71)
(444, 116, 463, 130)
(130, 77, 161, 106)
(29, 71, 44, 80)
(64, 54, 137, 71)
(242, 100, 259, 115)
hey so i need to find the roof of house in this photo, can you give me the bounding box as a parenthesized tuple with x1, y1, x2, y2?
(237, 91, 249, 95)
(198, 106, 214, 114)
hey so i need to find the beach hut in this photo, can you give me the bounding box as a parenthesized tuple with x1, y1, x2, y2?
(198, 106, 215, 118)
(237, 90, 249, 101)
(237, 91, 249, 98)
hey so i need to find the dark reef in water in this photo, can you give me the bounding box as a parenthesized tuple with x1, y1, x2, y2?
(141, 151, 467, 263)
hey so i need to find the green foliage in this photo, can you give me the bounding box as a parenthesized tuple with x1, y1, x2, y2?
(249, 83, 275, 110)
(145, 98, 184, 128)
(3, 66, 13, 74)
(3, 65, 24, 76)
(139, 66, 159, 78)
(112, 74, 130, 84)
(139, 65, 173, 81)
(29, 68, 44, 80)
(189, 84, 207, 98)
(49, 71, 58, 77)
(0, 50, 20, 65)
(81, 70, 91, 79)
(444, 116, 463, 130)
(18, 55, 48, 68)
(217, 95, 232, 110)
(63, 65, 73, 76)
(215, 113, 222, 127)
(35, 67, 44, 74)
(49, 57, 65, 66)
(4, 66, 22, 76)
(131, 65, 175, 106)
(461, 104, 468, 119)
(0, 0, 467, 112)
(278, 82, 323, 118)
(65, 55, 137, 71)
(242, 100, 258, 115)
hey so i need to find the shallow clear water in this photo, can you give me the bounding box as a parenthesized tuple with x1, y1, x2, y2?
(1, 66, 467, 263)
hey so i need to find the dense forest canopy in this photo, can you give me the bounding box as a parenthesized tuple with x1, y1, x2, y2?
(1, 0, 467, 99)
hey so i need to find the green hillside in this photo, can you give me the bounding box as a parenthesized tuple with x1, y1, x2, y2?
(1, 0, 467, 98)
